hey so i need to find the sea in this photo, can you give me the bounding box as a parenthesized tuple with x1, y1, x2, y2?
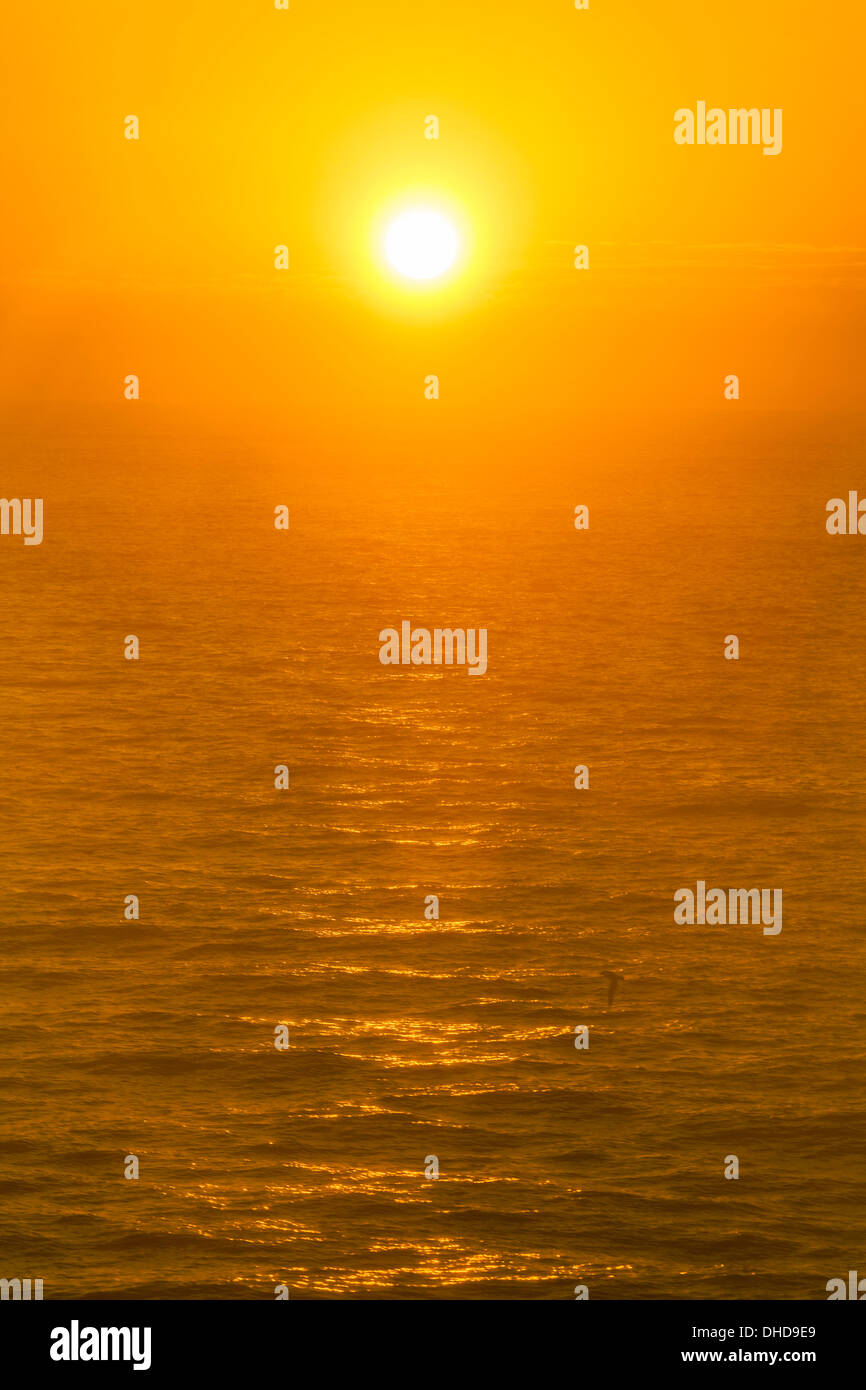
(1, 406, 863, 1298)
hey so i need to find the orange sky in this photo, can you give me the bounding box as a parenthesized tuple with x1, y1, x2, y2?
(2, 1, 865, 421)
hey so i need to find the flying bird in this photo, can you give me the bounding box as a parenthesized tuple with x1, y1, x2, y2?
(601, 970, 625, 1008)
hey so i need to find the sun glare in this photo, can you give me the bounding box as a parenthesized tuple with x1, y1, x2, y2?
(383, 208, 459, 281)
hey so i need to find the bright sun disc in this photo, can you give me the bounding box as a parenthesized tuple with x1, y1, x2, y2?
(384, 209, 459, 281)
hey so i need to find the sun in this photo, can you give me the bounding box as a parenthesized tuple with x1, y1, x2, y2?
(383, 208, 460, 282)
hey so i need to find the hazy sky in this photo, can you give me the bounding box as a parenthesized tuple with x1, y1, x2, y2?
(3, 1, 865, 419)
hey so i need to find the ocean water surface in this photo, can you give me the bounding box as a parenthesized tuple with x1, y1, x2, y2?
(1, 408, 864, 1298)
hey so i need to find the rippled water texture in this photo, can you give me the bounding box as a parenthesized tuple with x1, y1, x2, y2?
(1, 409, 864, 1298)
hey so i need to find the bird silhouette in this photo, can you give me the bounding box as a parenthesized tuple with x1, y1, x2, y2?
(601, 970, 625, 1008)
